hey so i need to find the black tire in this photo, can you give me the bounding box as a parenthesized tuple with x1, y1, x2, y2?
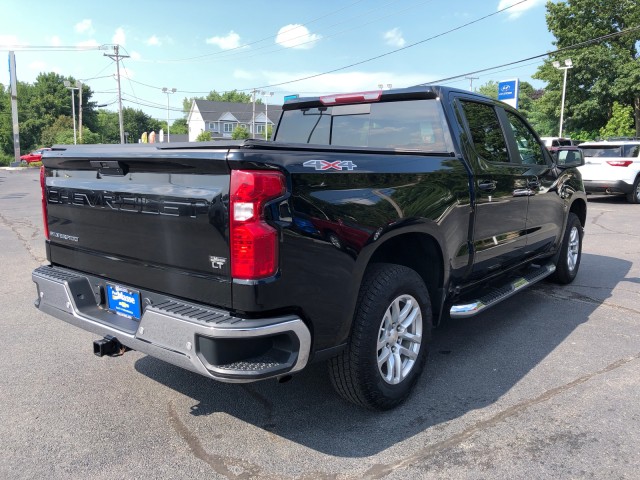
(327, 232, 343, 250)
(626, 176, 640, 204)
(329, 263, 432, 410)
(552, 212, 583, 284)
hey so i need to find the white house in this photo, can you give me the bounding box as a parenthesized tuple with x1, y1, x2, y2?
(187, 100, 282, 142)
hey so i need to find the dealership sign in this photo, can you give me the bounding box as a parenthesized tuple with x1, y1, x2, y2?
(498, 79, 519, 109)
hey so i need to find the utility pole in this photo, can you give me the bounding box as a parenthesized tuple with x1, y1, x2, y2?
(64, 80, 80, 144)
(8, 52, 20, 165)
(465, 76, 479, 92)
(251, 88, 258, 139)
(262, 91, 273, 140)
(78, 81, 83, 143)
(104, 45, 129, 144)
(162, 87, 176, 143)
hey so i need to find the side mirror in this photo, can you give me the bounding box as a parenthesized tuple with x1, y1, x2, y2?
(554, 148, 585, 168)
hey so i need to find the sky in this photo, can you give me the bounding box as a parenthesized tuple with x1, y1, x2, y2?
(0, 0, 554, 124)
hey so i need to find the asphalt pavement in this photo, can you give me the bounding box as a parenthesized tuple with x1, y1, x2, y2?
(1, 167, 638, 479)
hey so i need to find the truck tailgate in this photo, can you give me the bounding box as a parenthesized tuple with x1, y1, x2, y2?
(42, 146, 233, 308)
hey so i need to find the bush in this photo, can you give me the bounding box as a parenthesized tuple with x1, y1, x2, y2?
(0, 153, 14, 166)
(196, 131, 212, 142)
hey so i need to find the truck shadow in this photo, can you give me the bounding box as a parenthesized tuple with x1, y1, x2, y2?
(134, 253, 631, 457)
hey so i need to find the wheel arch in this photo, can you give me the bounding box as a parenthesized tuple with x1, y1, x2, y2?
(366, 232, 445, 324)
(569, 198, 587, 227)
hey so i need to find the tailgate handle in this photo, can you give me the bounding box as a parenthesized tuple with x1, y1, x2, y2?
(90, 160, 128, 177)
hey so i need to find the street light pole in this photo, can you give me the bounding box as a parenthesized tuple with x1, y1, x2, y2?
(63, 80, 80, 144)
(553, 59, 573, 138)
(162, 87, 177, 143)
(262, 91, 273, 140)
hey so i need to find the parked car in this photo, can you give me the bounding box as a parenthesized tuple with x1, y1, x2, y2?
(578, 139, 640, 203)
(20, 148, 51, 164)
(540, 137, 573, 155)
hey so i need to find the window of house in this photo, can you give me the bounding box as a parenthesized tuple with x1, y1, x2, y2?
(256, 124, 265, 134)
(223, 123, 235, 133)
(209, 122, 218, 132)
(460, 101, 510, 163)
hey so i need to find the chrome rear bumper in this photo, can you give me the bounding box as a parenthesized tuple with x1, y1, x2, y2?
(32, 265, 311, 383)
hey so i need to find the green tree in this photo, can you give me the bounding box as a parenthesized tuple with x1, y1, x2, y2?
(477, 81, 499, 99)
(231, 125, 250, 140)
(122, 107, 162, 143)
(0, 84, 12, 155)
(40, 115, 75, 146)
(196, 131, 212, 142)
(170, 117, 188, 135)
(599, 102, 636, 139)
(183, 89, 260, 116)
(534, 0, 640, 136)
(206, 89, 253, 103)
(96, 110, 120, 144)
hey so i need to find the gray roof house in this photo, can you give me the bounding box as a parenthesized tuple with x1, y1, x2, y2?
(187, 99, 282, 142)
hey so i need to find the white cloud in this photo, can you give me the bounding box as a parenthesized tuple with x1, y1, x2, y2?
(130, 51, 142, 61)
(146, 35, 161, 46)
(49, 36, 62, 47)
(233, 69, 253, 80)
(206, 31, 241, 50)
(113, 27, 126, 46)
(263, 71, 436, 95)
(497, 0, 546, 20)
(29, 61, 47, 71)
(275, 25, 321, 50)
(384, 28, 405, 48)
(75, 19, 94, 34)
(0, 34, 20, 47)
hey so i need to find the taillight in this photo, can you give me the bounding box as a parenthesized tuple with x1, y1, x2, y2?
(606, 160, 633, 167)
(319, 90, 382, 105)
(40, 166, 49, 240)
(229, 170, 286, 280)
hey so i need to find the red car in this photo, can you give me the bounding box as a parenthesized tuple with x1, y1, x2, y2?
(20, 148, 51, 164)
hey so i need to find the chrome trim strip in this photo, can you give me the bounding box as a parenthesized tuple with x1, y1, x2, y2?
(450, 263, 556, 319)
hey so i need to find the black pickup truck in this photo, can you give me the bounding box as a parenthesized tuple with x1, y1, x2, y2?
(33, 86, 587, 409)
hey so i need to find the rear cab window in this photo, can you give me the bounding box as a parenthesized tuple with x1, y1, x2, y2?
(274, 99, 455, 153)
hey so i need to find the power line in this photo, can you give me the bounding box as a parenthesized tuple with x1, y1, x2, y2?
(103, 0, 524, 97)
(245, 0, 530, 91)
(423, 24, 640, 85)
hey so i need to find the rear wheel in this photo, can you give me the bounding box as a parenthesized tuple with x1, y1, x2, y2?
(626, 176, 640, 204)
(329, 263, 432, 410)
(552, 212, 583, 284)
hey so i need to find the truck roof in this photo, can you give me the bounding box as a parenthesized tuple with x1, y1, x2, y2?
(281, 85, 494, 110)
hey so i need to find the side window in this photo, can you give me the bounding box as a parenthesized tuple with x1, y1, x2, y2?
(460, 101, 510, 163)
(505, 112, 546, 165)
(623, 144, 640, 158)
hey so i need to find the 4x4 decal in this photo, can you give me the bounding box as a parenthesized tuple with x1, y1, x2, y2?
(303, 159, 358, 171)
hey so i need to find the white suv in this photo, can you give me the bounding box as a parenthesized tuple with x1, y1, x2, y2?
(578, 139, 640, 204)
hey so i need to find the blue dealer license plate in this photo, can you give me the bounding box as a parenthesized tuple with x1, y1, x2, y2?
(106, 284, 142, 320)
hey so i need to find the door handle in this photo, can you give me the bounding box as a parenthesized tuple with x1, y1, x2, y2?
(478, 180, 497, 192)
